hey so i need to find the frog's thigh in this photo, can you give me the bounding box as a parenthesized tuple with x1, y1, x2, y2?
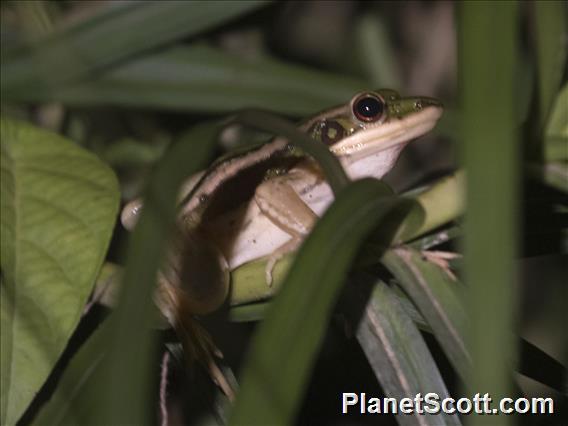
(255, 179, 317, 285)
(254, 179, 317, 237)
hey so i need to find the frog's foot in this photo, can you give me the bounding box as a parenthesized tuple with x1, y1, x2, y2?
(265, 237, 302, 286)
(208, 356, 236, 402)
(180, 315, 236, 401)
(421, 250, 461, 281)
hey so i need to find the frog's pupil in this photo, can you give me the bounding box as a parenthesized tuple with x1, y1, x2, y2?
(354, 95, 384, 122)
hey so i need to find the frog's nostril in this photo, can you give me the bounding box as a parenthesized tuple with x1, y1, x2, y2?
(420, 97, 443, 108)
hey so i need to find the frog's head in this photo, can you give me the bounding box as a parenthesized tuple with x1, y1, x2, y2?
(305, 89, 443, 180)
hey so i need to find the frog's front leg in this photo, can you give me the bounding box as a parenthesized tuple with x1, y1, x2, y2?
(254, 177, 318, 285)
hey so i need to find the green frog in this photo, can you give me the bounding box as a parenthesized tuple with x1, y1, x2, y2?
(121, 89, 443, 397)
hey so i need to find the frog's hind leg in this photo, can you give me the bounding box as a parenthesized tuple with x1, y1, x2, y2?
(254, 178, 318, 285)
(156, 231, 235, 400)
(157, 271, 236, 401)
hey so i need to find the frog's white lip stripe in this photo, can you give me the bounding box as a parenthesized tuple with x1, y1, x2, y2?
(330, 105, 443, 157)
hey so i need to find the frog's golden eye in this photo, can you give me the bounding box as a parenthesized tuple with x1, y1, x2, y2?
(353, 93, 385, 123)
(320, 120, 346, 145)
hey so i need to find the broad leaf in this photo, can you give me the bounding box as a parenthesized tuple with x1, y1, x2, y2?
(0, 118, 119, 425)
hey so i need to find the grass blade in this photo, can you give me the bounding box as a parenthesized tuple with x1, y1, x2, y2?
(382, 247, 470, 379)
(4, 45, 366, 116)
(31, 320, 112, 425)
(460, 3, 520, 423)
(2, 1, 272, 95)
(534, 1, 567, 130)
(357, 281, 461, 426)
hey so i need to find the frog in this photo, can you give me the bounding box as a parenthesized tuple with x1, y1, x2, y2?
(120, 89, 443, 398)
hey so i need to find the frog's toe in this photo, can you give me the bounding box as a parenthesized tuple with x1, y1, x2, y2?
(263, 237, 303, 287)
(420, 250, 461, 280)
(265, 257, 277, 286)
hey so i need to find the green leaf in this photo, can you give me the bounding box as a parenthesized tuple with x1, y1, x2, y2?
(230, 179, 413, 425)
(398, 171, 465, 243)
(230, 254, 293, 306)
(356, 281, 461, 426)
(4, 45, 366, 116)
(31, 319, 111, 426)
(528, 161, 568, 193)
(544, 84, 568, 162)
(97, 123, 221, 425)
(461, 2, 520, 413)
(534, 1, 567, 129)
(2, 1, 272, 95)
(355, 14, 401, 89)
(0, 118, 119, 425)
(382, 248, 470, 379)
(546, 84, 568, 138)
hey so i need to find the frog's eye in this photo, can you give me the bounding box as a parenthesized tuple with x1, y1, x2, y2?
(320, 120, 346, 145)
(353, 93, 385, 123)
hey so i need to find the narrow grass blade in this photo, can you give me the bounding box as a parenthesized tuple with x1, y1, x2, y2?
(518, 338, 567, 394)
(544, 84, 568, 164)
(93, 123, 220, 425)
(355, 14, 401, 88)
(357, 281, 461, 426)
(230, 180, 413, 425)
(2, 1, 272, 95)
(534, 1, 567, 130)
(31, 320, 112, 425)
(460, 3, 520, 423)
(382, 248, 470, 379)
(5, 45, 366, 116)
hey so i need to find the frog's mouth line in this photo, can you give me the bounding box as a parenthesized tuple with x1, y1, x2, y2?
(330, 105, 443, 159)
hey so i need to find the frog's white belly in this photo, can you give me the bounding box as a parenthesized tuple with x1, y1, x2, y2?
(222, 206, 290, 269)
(214, 180, 334, 269)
